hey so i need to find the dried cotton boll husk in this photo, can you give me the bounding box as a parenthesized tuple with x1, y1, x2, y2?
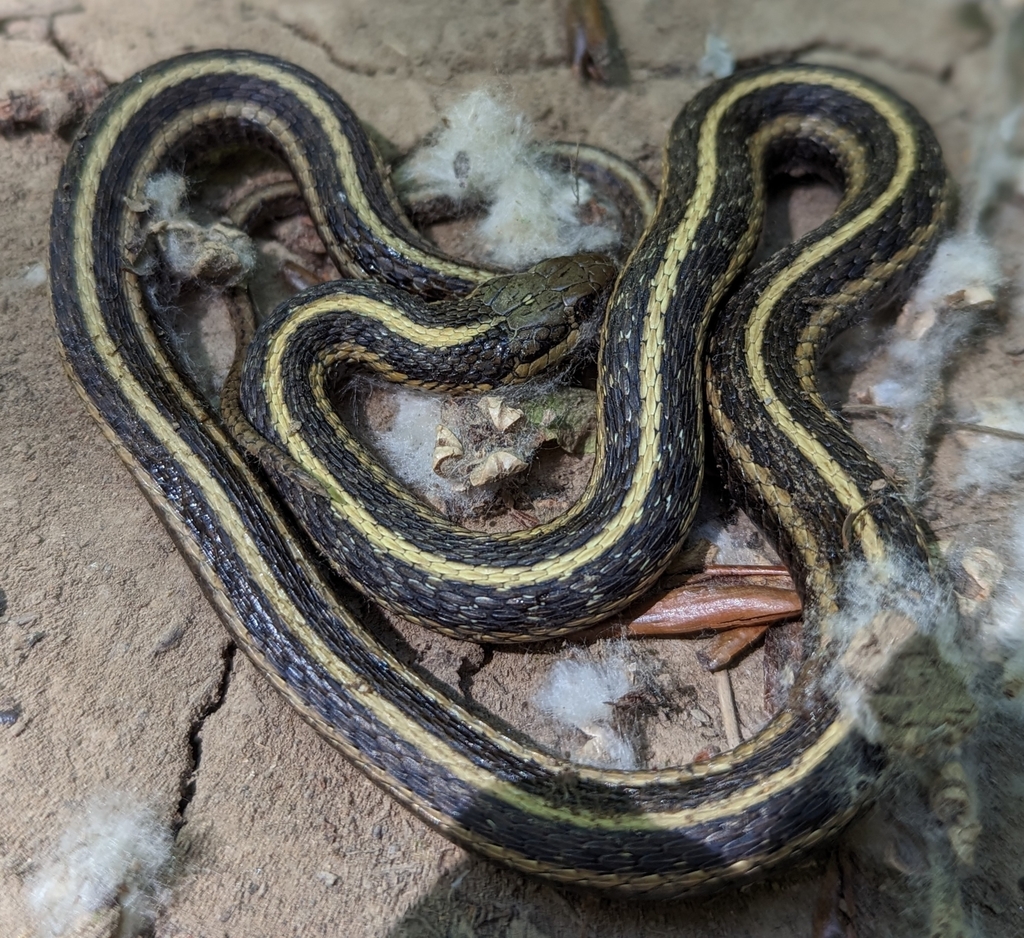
(135, 172, 257, 288)
(467, 450, 528, 488)
(431, 424, 464, 474)
(954, 544, 1006, 620)
(477, 395, 524, 432)
(159, 220, 257, 287)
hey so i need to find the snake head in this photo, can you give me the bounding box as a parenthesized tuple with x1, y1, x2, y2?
(476, 253, 617, 364)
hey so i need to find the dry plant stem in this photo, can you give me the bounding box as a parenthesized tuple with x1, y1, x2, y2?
(714, 670, 741, 748)
(942, 420, 1024, 442)
(846, 403, 1024, 443)
(690, 563, 794, 581)
(842, 403, 895, 417)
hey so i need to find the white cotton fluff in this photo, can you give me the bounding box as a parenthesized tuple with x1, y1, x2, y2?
(823, 554, 965, 744)
(989, 583, 1024, 662)
(868, 233, 1002, 487)
(693, 511, 778, 566)
(828, 555, 961, 653)
(1, 261, 47, 294)
(978, 509, 1024, 713)
(395, 91, 621, 269)
(967, 101, 1024, 228)
(477, 164, 617, 269)
(24, 792, 173, 938)
(698, 34, 734, 80)
(395, 91, 532, 204)
(143, 172, 189, 221)
(20, 262, 47, 289)
(953, 397, 1024, 493)
(906, 233, 1003, 315)
(534, 647, 638, 770)
(873, 234, 1001, 419)
(360, 386, 453, 503)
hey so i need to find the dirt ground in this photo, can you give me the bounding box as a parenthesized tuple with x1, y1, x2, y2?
(3, 1, 1024, 936)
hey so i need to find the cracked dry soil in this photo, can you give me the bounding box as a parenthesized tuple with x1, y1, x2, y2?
(3, 1, 1024, 937)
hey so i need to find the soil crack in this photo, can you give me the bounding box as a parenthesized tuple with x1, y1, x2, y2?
(267, 13, 383, 77)
(174, 643, 236, 833)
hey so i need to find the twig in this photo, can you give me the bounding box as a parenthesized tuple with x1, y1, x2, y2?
(715, 670, 741, 748)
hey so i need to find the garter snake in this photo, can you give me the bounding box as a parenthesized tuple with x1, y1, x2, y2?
(50, 50, 952, 896)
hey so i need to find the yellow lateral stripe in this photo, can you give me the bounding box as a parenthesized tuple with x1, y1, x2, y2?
(263, 68, 900, 584)
(56, 54, 952, 879)
(260, 72, 818, 584)
(270, 293, 497, 350)
(75, 255, 841, 831)
(72, 100, 846, 831)
(93, 54, 490, 287)
(738, 73, 918, 562)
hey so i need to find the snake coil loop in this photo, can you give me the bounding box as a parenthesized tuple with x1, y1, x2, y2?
(51, 50, 951, 897)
